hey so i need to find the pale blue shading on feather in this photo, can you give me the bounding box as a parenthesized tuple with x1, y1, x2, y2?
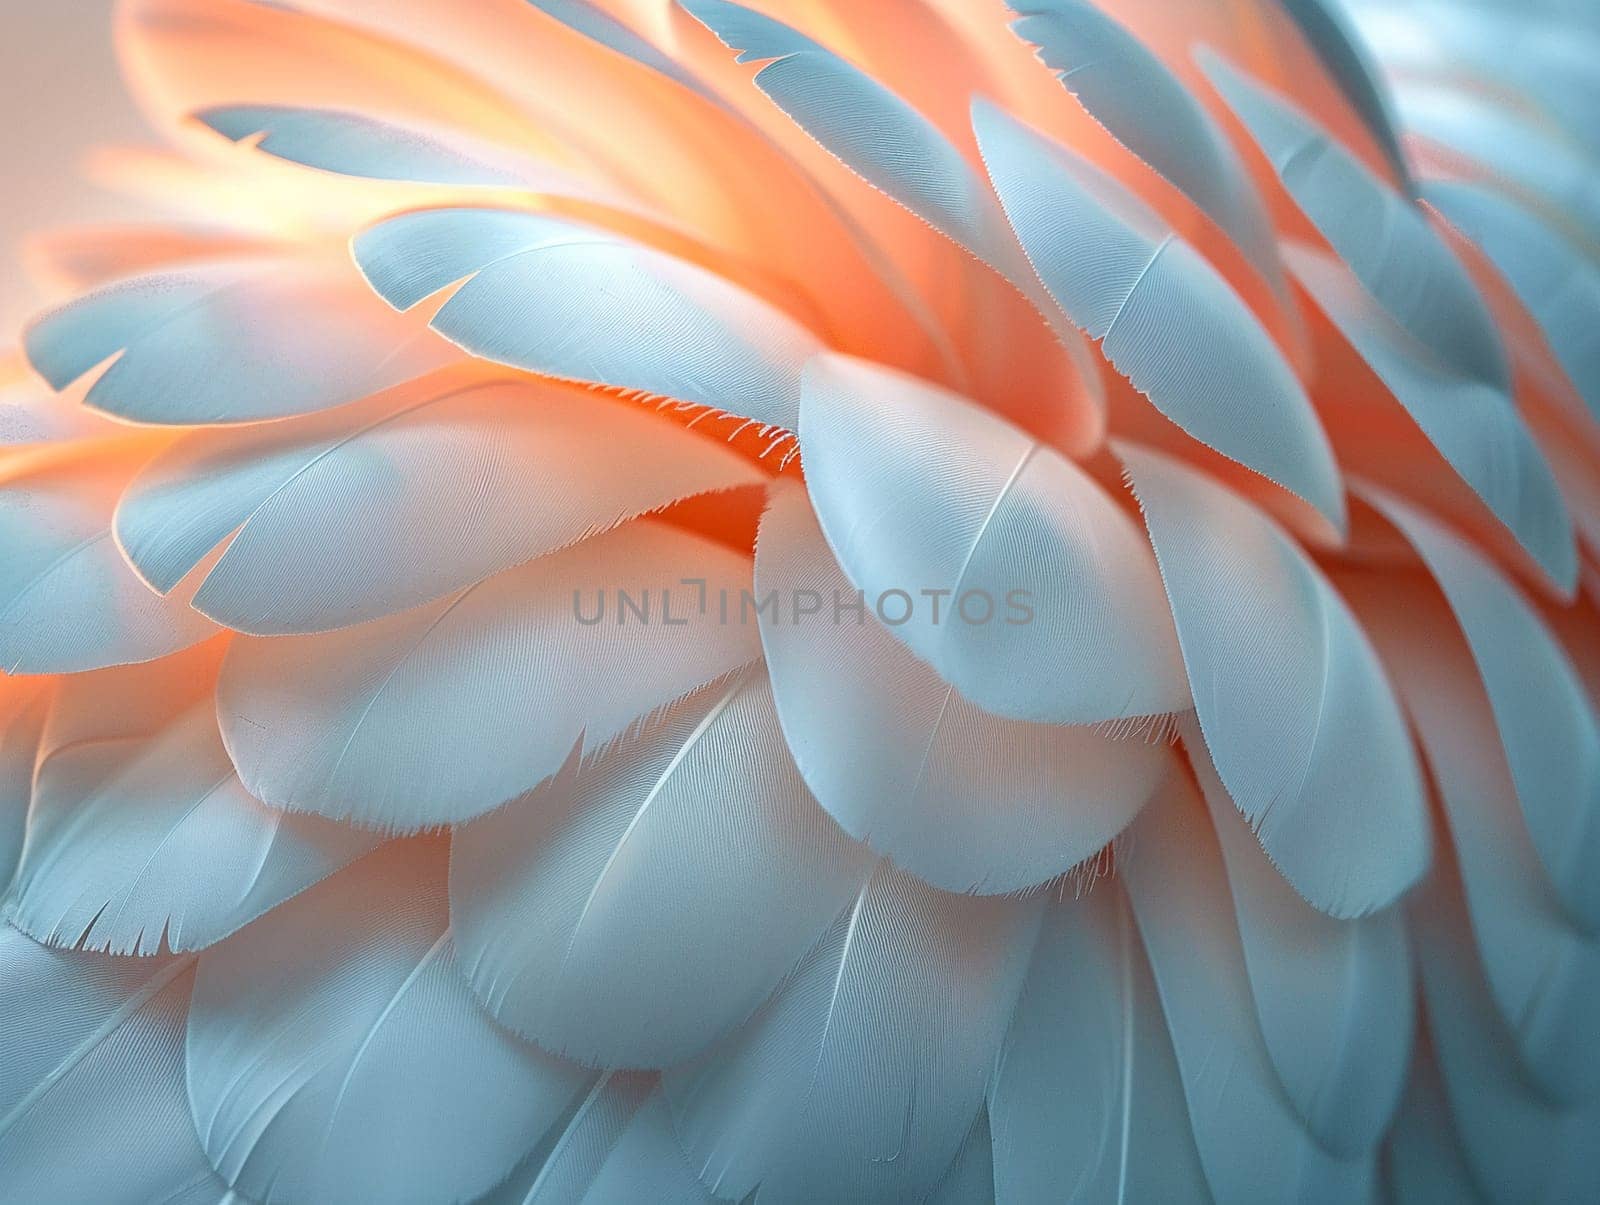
(1200, 50, 1509, 391)
(1339, 551, 1600, 1107)
(1426, 179, 1600, 424)
(1191, 724, 1414, 1155)
(8, 702, 380, 956)
(924, 1107, 995, 1205)
(116, 372, 762, 634)
(581, 1093, 723, 1204)
(1118, 441, 1429, 918)
(355, 208, 819, 430)
(23, 259, 450, 424)
(0, 929, 227, 1202)
(1005, 0, 1288, 291)
(756, 484, 1167, 894)
(217, 520, 761, 831)
(1383, 1036, 1490, 1205)
(450, 666, 870, 1068)
(186, 842, 596, 1205)
(972, 100, 1345, 532)
(1122, 777, 1378, 1204)
(526, 0, 708, 95)
(990, 887, 1212, 1205)
(1285, 243, 1576, 593)
(1364, 486, 1600, 933)
(798, 354, 1188, 726)
(664, 861, 1041, 1205)
(0, 688, 45, 890)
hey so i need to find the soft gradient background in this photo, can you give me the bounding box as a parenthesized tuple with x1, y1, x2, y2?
(1, 1, 152, 331)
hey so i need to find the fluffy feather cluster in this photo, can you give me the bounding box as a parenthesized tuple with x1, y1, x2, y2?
(2, 0, 1598, 1201)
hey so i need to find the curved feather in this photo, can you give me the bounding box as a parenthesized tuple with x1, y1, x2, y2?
(971, 101, 1345, 530)
(1363, 486, 1600, 933)
(9, 702, 380, 955)
(1121, 775, 1377, 1204)
(450, 665, 871, 1068)
(1426, 180, 1600, 424)
(1285, 244, 1575, 592)
(0, 682, 46, 889)
(354, 208, 819, 430)
(1341, 569, 1600, 1105)
(1004, 0, 1286, 289)
(1199, 51, 1508, 390)
(664, 862, 1042, 1205)
(1274, 0, 1414, 194)
(526, 1, 707, 94)
(1117, 441, 1429, 918)
(473, 1070, 654, 1205)
(186, 841, 595, 1205)
(990, 887, 1211, 1205)
(799, 355, 1187, 725)
(755, 483, 1167, 894)
(1410, 858, 1600, 1203)
(23, 258, 450, 424)
(217, 519, 760, 830)
(0, 928, 223, 1202)
(925, 1107, 996, 1205)
(1384, 1035, 1489, 1204)
(1189, 726, 1414, 1155)
(116, 369, 764, 632)
(579, 1093, 722, 1205)
(0, 459, 218, 674)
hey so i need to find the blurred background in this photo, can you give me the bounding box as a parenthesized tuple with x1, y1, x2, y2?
(0, 1, 152, 331)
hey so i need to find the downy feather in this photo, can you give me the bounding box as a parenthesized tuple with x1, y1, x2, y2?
(0, 459, 218, 674)
(1199, 51, 1508, 390)
(185, 841, 595, 1205)
(1121, 775, 1377, 1204)
(449, 665, 871, 1068)
(116, 368, 764, 633)
(1341, 569, 1600, 1105)
(971, 100, 1345, 530)
(0, 928, 225, 1202)
(1004, 0, 1287, 291)
(989, 886, 1212, 1205)
(755, 484, 1167, 894)
(1362, 486, 1600, 932)
(1189, 725, 1414, 1155)
(664, 861, 1042, 1205)
(8, 701, 381, 955)
(1285, 244, 1575, 592)
(23, 257, 451, 424)
(798, 355, 1188, 725)
(1117, 441, 1429, 918)
(354, 207, 820, 430)
(216, 520, 760, 830)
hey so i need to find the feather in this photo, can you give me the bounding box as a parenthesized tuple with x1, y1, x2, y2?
(1362, 486, 1600, 933)
(1425, 180, 1600, 424)
(354, 208, 819, 430)
(1410, 854, 1600, 1203)
(216, 519, 761, 830)
(1004, 0, 1287, 290)
(990, 886, 1211, 1205)
(579, 1093, 722, 1204)
(798, 355, 1188, 725)
(0, 928, 224, 1202)
(1384, 1035, 1489, 1205)
(1285, 244, 1575, 593)
(23, 257, 451, 424)
(755, 483, 1167, 894)
(449, 665, 871, 1068)
(115, 368, 764, 633)
(0, 459, 218, 674)
(8, 701, 380, 956)
(1121, 775, 1377, 1204)
(525, 1, 709, 95)
(664, 861, 1042, 1205)
(1189, 725, 1414, 1155)
(185, 840, 595, 1205)
(925, 1107, 995, 1205)
(474, 1071, 655, 1205)
(1199, 51, 1508, 391)
(1339, 569, 1600, 1105)
(1273, 0, 1414, 194)
(0, 682, 47, 889)
(1117, 441, 1429, 918)
(970, 100, 1345, 530)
